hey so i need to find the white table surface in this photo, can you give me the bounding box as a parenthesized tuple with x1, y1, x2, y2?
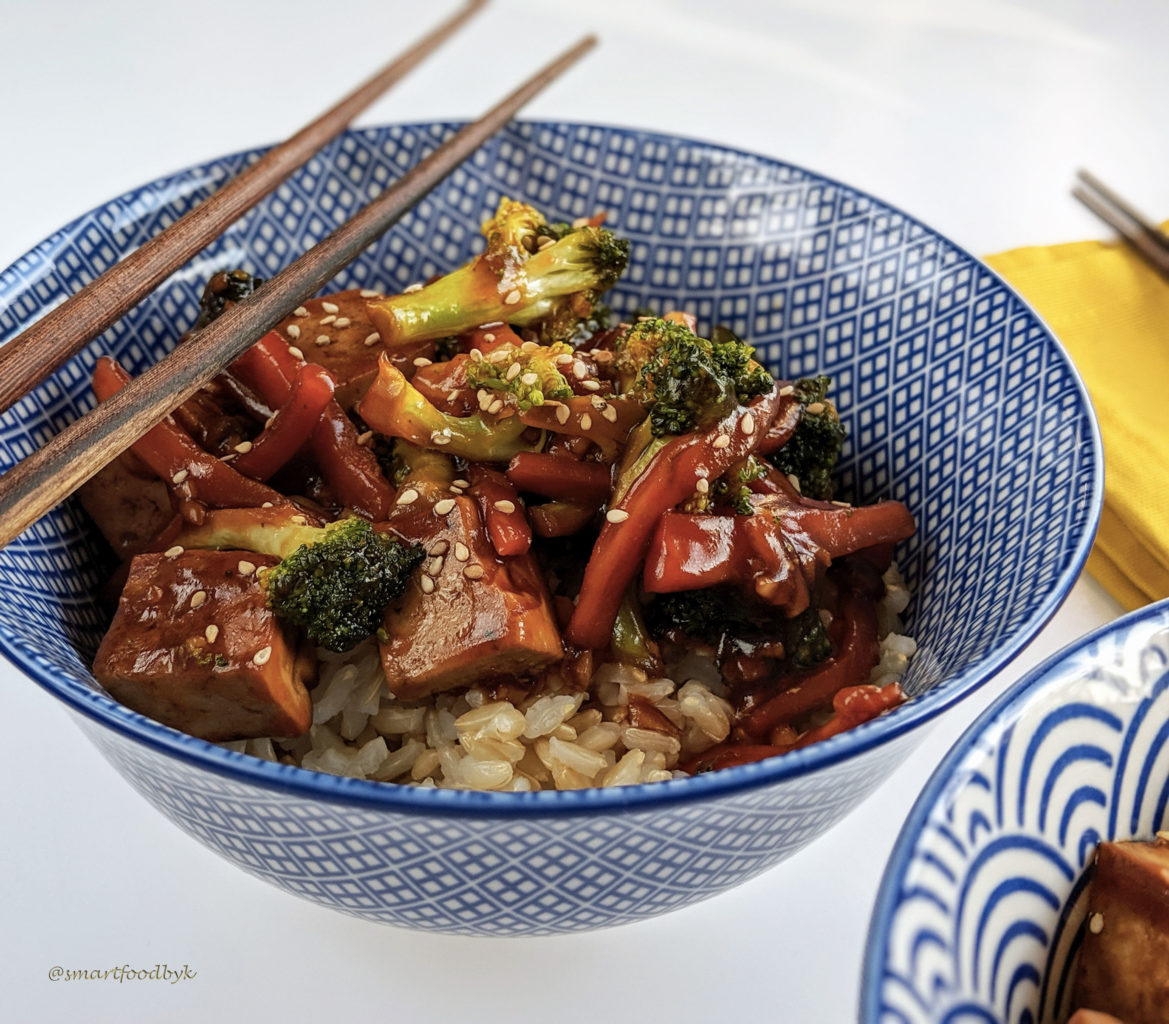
(0, 1, 1158, 1020)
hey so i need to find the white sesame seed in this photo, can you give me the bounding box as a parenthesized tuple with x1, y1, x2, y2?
(602, 404, 618, 423)
(741, 412, 756, 435)
(261, 502, 274, 509)
(360, 289, 379, 299)
(452, 479, 470, 489)
(433, 498, 456, 515)
(420, 574, 435, 594)
(469, 347, 484, 363)
(520, 341, 539, 353)
(478, 391, 492, 410)
(520, 372, 539, 386)
(580, 413, 593, 431)
(413, 356, 433, 367)
(319, 314, 337, 326)
(253, 645, 272, 666)
(505, 362, 522, 381)
(488, 349, 510, 363)
(463, 564, 485, 580)
(832, 500, 851, 508)
(581, 379, 601, 392)
(713, 434, 731, 449)
(357, 430, 373, 446)
(190, 590, 207, 609)
(315, 334, 331, 346)
(555, 353, 574, 366)
(504, 289, 521, 306)
(321, 301, 339, 314)
(425, 556, 443, 576)
(780, 384, 795, 397)
(787, 474, 801, 492)
(572, 216, 590, 228)
(396, 488, 420, 506)
(806, 402, 825, 415)
(205, 624, 220, 644)
(293, 306, 308, 317)
(454, 542, 469, 561)
(556, 404, 571, 425)
(334, 317, 351, 328)
(363, 332, 381, 347)
(696, 478, 710, 494)
(164, 545, 184, 559)
(606, 509, 630, 523)
(238, 560, 256, 576)
(288, 346, 304, 360)
(286, 324, 301, 340)
(403, 282, 424, 294)
(493, 499, 516, 514)
(432, 433, 452, 446)
(487, 399, 503, 415)
(573, 361, 588, 379)
(1089, 912, 1104, 934)
(171, 469, 189, 485)
(590, 395, 607, 409)
(429, 539, 450, 556)
(290, 514, 308, 525)
(234, 441, 254, 454)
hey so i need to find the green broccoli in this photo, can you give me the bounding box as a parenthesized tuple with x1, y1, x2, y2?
(464, 340, 575, 411)
(768, 376, 847, 500)
(195, 268, 263, 328)
(614, 318, 773, 437)
(367, 199, 630, 347)
(785, 606, 832, 670)
(265, 518, 424, 653)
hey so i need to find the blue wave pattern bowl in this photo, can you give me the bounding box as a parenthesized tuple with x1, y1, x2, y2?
(862, 601, 1169, 1022)
(0, 121, 1100, 935)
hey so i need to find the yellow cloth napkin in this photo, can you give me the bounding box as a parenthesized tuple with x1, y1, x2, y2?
(985, 229, 1169, 610)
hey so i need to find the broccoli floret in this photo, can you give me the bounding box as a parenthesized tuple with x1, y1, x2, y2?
(768, 376, 846, 500)
(265, 518, 424, 653)
(368, 199, 630, 347)
(464, 340, 575, 411)
(196, 269, 263, 328)
(786, 606, 831, 670)
(614, 318, 773, 437)
(713, 456, 768, 515)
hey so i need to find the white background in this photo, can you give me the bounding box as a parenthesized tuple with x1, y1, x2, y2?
(0, 1, 1159, 1020)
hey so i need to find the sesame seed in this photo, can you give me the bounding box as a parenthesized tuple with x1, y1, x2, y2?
(487, 399, 503, 415)
(504, 289, 521, 305)
(478, 391, 492, 410)
(832, 500, 851, 508)
(741, 412, 756, 435)
(293, 306, 308, 317)
(591, 395, 607, 409)
(463, 564, 485, 580)
(454, 542, 470, 561)
(264, 415, 277, 429)
(1089, 912, 1104, 934)
(171, 469, 189, 485)
(787, 474, 802, 492)
(572, 361, 588, 379)
(538, 236, 556, 250)
(505, 362, 522, 381)
(164, 545, 184, 559)
(319, 314, 337, 326)
(234, 441, 254, 454)
(520, 341, 539, 353)
(290, 515, 308, 525)
(261, 502, 274, 509)
(238, 560, 256, 576)
(581, 379, 601, 391)
(190, 590, 207, 609)
(602, 405, 618, 423)
(493, 499, 516, 514)
(779, 384, 795, 397)
(286, 324, 301, 340)
(253, 645, 272, 666)
(360, 289, 379, 298)
(555, 353, 574, 366)
(433, 498, 456, 515)
(204, 624, 219, 644)
(429, 540, 450, 556)
(321, 301, 339, 314)
(288, 346, 304, 360)
(606, 509, 630, 523)
(432, 433, 452, 446)
(334, 317, 351, 328)
(482, 333, 496, 343)
(556, 404, 571, 425)
(396, 488, 420, 506)
(403, 282, 424, 294)
(452, 479, 470, 489)
(413, 356, 433, 367)
(488, 349, 510, 363)
(426, 556, 444, 576)
(572, 216, 589, 228)
(469, 348, 484, 364)
(420, 574, 435, 594)
(357, 430, 374, 446)
(580, 413, 593, 431)
(806, 402, 825, 415)
(696, 478, 710, 494)
(520, 372, 539, 386)
(713, 434, 731, 449)
(363, 332, 381, 347)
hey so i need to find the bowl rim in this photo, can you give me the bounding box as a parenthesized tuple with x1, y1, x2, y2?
(858, 597, 1169, 1019)
(0, 118, 1103, 819)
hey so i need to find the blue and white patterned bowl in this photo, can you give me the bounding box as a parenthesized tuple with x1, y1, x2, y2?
(0, 121, 1100, 935)
(861, 601, 1169, 1022)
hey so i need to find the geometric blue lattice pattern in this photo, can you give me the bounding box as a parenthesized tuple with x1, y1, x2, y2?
(0, 122, 1101, 933)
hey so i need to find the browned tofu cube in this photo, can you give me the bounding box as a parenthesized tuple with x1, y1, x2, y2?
(1072, 837, 1169, 1024)
(77, 448, 173, 560)
(93, 549, 314, 741)
(379, 495, 563, 701)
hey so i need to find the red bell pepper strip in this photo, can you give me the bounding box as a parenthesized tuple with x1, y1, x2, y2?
(776, 681, 905, 751)
(232, 332, 393, 519)
(566, 387, 784, 651)
(755, 389, 802, 456)
(519, 395, 644, 460)
(467, 465, 531, 557)
(529, 500, 599, 538)
(506, 451, 612, 505)
(738, 587, 879, 740)
(231, 363, 336, 481)
(92, 358, 287, 510)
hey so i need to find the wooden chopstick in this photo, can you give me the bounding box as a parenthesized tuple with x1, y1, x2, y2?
(0, 0, 487, 417)
(0, 35, 597, 550)
(1073, 169, 1169, 278)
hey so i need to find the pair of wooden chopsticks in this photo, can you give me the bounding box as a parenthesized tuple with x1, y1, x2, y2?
(0, 7, 597, 549)
(1073, 169, 1169, 277)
